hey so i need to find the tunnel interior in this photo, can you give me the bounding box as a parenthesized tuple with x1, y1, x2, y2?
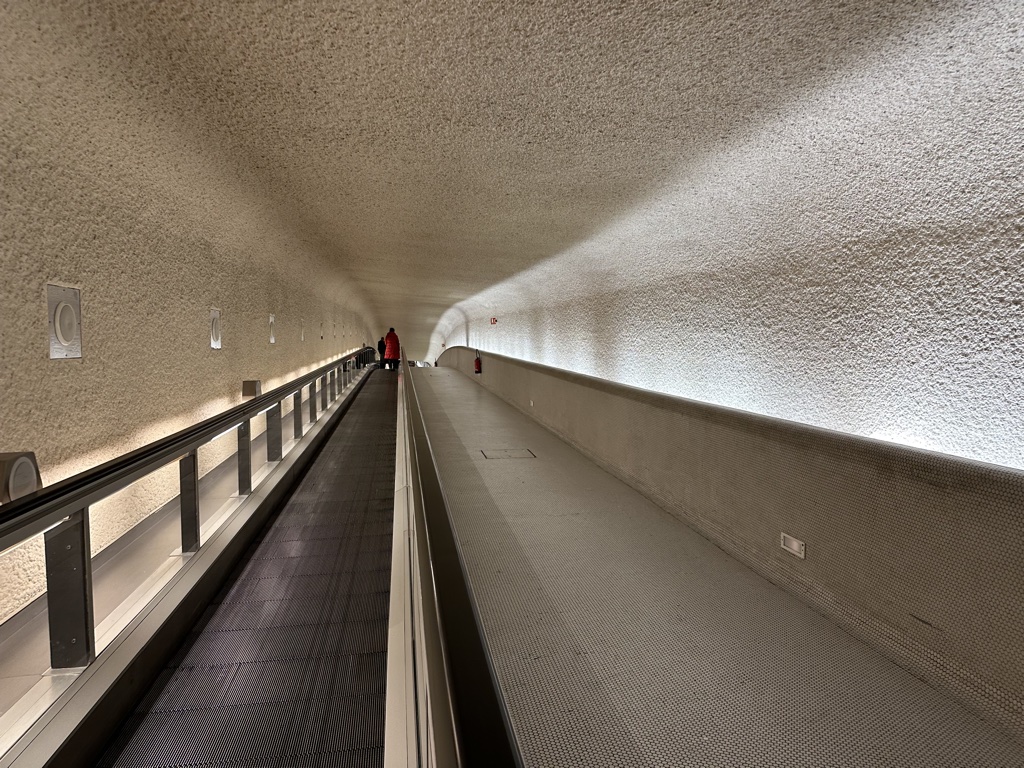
(1, 0, 1022, 764)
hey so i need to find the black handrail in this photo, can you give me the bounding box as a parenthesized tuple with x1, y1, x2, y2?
(0, 347, 377, 548)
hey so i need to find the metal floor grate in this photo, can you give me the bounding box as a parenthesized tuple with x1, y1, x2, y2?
(97, 371, 397, 768)
(413, 368, 1024, 768)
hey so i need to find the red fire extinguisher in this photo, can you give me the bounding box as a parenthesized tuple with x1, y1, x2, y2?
(474, 353, 482, 375)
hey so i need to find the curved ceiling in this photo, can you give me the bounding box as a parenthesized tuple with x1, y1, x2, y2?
(39, 1, 935, 357)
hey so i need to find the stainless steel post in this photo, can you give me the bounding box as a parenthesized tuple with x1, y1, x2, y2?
(44, 509, 95, 668)
(238, 419, 252, 495)
(179, 450, 200, 553)
(267, 402, 283, 461)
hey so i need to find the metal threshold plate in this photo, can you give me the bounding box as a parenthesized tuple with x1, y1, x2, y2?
(481, 449, 536, 459)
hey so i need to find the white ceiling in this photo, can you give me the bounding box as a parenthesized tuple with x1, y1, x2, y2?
(28, 1, 938, 357)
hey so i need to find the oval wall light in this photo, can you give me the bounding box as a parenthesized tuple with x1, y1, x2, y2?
(47, 284, 82, 359)
(210, 309, 222, 349)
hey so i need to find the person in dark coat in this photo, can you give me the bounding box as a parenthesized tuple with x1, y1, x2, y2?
(377, 337, 386, 368)
(384, 328, 400, 370)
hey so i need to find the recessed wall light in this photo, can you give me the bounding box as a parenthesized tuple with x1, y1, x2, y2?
(269, 314, 276, 344)
(210, 308, 222, 349)
(47, 284, 82, 359)
(0, 452, 42, 503)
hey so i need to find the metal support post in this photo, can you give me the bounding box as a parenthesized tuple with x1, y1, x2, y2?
(179, 450, 200, 553)
(321, 375, 328, 409)
(44, 509, 95, 668)
(309, 380, 318, 422)
(293, 390, 303, 439)
(267, 402, 282, 462)
(329, 370, 336, 401)
(238, 419, 252, 495)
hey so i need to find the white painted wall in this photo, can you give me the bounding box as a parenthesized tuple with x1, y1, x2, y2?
(0, 7, 375, 621)
(430, 2, 1024, 471)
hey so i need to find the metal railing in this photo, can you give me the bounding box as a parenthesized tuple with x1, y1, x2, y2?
(394, 354, 523, 767)
(0, 347, 377, 671)
(387, 357, 458, 767)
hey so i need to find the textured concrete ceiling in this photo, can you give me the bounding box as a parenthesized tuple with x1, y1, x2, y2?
(48, 0, 934, 357)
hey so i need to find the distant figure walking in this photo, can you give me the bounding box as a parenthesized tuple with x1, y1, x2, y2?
(377, 337, 386, 368)
(384, 328, 400, 370)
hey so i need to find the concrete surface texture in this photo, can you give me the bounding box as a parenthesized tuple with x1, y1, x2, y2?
(0, 3, 374, 620)
(0, 3, 1020, 611)
(3, 1, 1020, 464)
(430, 2, 1024, 470)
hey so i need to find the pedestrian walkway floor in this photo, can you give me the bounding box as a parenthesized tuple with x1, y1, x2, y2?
(412, 367, 1024, 768)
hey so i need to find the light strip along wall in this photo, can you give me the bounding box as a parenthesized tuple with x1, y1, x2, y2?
(430, 1, 1024, 471)
(0, 5, 376, 622)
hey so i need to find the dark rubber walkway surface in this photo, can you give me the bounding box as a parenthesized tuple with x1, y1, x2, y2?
(97, 370, 397, 768)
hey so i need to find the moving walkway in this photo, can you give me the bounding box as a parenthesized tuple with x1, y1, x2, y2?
(1, 352, 1021, 766)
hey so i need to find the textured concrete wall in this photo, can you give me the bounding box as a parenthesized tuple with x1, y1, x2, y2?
(0, 7, 375, 621)
(439, 347, 1024, 738)
(2, 0, 1019, 626)
(430, 1, 1024, 471)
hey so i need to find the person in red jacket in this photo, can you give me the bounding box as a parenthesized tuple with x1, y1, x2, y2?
(384, 327, 400, 370)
